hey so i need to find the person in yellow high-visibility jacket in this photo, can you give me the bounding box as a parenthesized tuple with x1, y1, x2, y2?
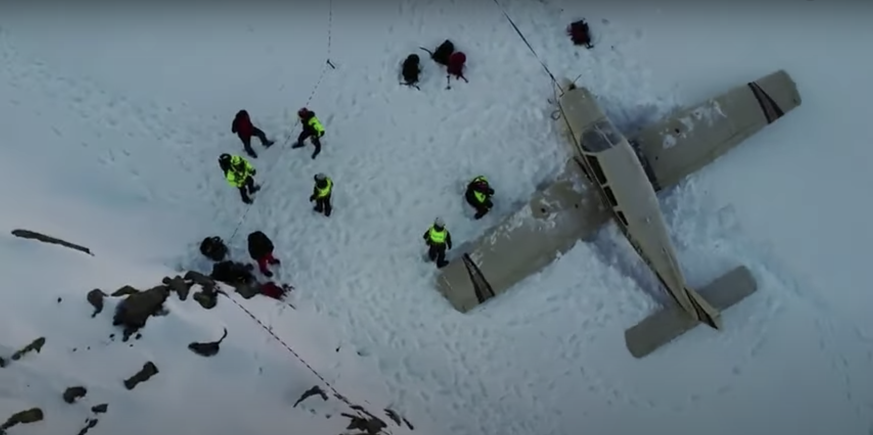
(293, 107, 326, 160)
(309, 173, 333, 217)
(218, 153, 260, 204)
(422, 217, 452, 268)
(464, 175, 495, 219)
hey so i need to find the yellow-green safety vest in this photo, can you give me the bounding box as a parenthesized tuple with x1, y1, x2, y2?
(428, 227, 447, 244)
(307, 117, 325, 136)
(472, 176, 488, 203)
(225, 156, 254, 187)
(316, 178, 333, 198)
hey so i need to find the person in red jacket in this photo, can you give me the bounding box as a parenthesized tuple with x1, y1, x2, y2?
(447, 52, 468, 83)
(232, 110, 274, 158)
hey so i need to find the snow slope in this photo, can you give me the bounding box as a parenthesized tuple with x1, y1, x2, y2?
(2, 0, 873, 434)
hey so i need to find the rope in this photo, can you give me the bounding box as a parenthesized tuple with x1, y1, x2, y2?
(222, 293, 355, 405)
(225, 0, 335, 243)
(213, 0, 382, 426)
(489, 0, 563, 93)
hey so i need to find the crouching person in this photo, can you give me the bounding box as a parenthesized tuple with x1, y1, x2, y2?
(247, 231, 280, 277)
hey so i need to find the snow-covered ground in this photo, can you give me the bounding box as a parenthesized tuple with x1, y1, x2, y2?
(1, 0, 872, 434)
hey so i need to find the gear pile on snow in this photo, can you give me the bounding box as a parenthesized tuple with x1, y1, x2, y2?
(567, 19, 594, 48)
(199, 236, 228, 262)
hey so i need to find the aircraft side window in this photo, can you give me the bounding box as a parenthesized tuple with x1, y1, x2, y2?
(603, 186, 618, 207)
(585, 155, 608, 185)
(616, 211, 629, 226)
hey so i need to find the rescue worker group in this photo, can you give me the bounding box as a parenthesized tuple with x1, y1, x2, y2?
(221, 107, 496, 269)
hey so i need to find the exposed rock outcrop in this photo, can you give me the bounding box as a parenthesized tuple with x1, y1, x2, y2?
(1, 408, 44, 432)
(188, 328, 227, 357)
(112, 286, 169, 341)
(293, 385, 328, 408)
(124, 362, 158, 390)
(86, 289, 107, 317)
(11, 229, 92, 255)
(162, 275, 192, 301)
(9, 337, 46, 363)
(63, 386, 88, 404)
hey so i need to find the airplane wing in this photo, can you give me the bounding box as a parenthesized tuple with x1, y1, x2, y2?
(631, 69, 802, 191)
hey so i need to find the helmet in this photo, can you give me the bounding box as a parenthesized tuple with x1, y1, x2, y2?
(298, 107, 309, 117)
(314, 173, 327, 181)
(219, 153, 231, 164)
(434, 217, 445, 228)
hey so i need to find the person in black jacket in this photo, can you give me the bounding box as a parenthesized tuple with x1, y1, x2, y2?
(247, 231, 280, 277)
(292, 107, 325, 159)
(232, 110, 274, 158)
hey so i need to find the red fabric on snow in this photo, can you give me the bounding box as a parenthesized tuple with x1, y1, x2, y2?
(260, 282, 286, 300)
(447, 52, 466, 77)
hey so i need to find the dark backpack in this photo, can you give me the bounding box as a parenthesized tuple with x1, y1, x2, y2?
(421, 39, 455, 66)
(210, 260, 255, 286)
(567, 20, 593, 48)
(200, 236, 228, 262)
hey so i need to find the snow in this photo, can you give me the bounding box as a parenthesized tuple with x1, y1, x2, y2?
(1, 0, 872, 434)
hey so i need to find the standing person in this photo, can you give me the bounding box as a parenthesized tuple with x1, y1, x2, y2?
(231, 109, 274, 158)
(309, 173, 333, 217)
(247, 231, 280, 277)
(423, 217, 452, 268)
(292, 107, 325, 159)
(218, 153, 260, 204)
(464, 175, 495, 219)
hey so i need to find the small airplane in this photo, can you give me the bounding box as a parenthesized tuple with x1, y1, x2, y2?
(435, 70, 802, 358)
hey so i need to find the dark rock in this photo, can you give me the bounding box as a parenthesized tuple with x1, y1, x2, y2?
(192, 290, 217, 309)
(11, 337, 46, 361)
(234, 283, 261, 299)
(111, 285, 139, 297)
(112, 286, 170, 341)
(341, 412, 387, 435)
(124, 361, 158, 390)
(63, 386, 87, 403)
(76, 418, 99, 435)
(188, 328, 227, 357)
(57, 297, 62, 303)
(11, 229, 93, 255)
(183, 271, 217, 292)
(293, 385, 328, 408)
(90, 404, 108, 414)
(86, 289, 107, 318)
(384, 409, 401, 426)
(162, 275, 192, 301)
(0, 408, 44, 431)
(0, 356, 5, 368)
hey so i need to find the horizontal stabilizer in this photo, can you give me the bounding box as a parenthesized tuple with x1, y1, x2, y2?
(435, 159, 611, 312)
(624, 265, 758, 358)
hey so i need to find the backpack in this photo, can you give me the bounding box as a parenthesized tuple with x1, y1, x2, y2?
(421, 39, 455, 66)
(200, 236, 228, 262)
(567, 20, 593, 48)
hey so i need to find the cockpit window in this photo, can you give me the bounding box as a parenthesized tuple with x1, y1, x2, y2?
(580, 119, 623, 153)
